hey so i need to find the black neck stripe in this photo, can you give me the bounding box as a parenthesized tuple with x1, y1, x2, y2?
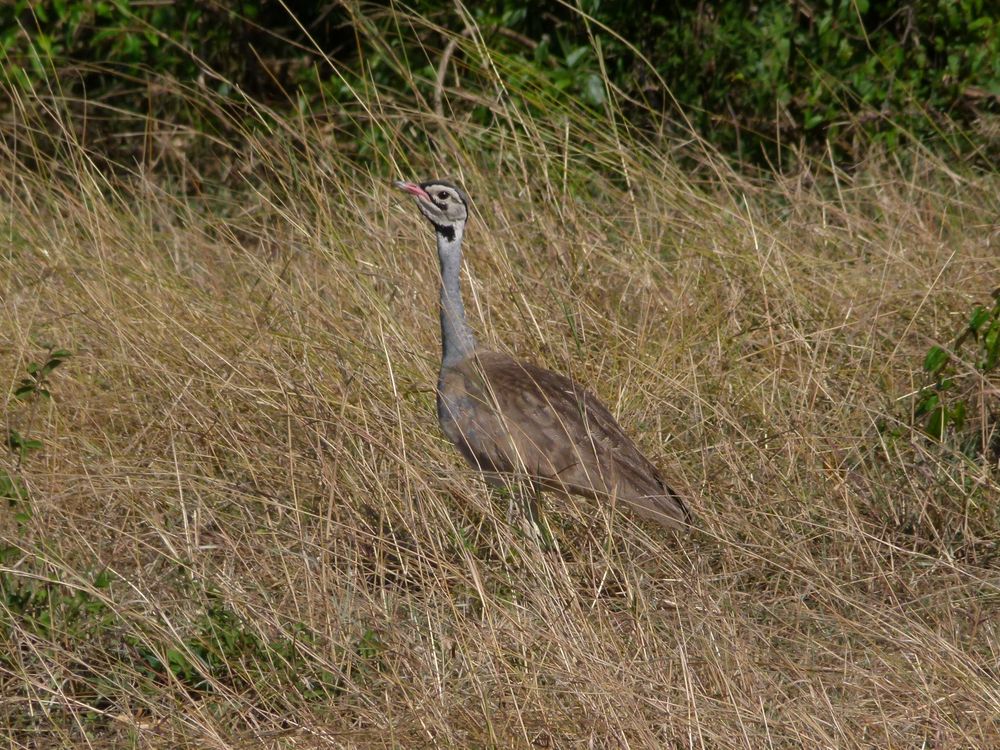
(434, 224, 456, 243)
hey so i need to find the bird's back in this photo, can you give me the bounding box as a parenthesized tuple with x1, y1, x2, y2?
(437, 350, 689, 529)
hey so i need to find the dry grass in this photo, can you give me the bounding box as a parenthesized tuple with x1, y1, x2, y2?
(2, 14, 1000, 748)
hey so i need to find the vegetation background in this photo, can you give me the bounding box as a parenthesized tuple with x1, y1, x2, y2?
(1, 1, 999, 747)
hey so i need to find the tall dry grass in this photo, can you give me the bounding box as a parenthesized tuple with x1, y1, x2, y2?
(2, 8, 999, 748)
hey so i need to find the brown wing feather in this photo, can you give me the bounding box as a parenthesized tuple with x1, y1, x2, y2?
(437, 350, 689, 529)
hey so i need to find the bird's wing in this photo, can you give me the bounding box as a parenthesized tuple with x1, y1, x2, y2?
(444, 351, 688, 528)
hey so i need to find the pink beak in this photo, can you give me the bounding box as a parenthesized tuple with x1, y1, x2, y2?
(394, 180, 431, 201)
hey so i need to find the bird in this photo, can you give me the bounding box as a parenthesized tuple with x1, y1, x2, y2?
(394, 178, 691, 533)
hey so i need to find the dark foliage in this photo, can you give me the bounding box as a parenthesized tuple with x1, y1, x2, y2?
(1, 1, 996, 166)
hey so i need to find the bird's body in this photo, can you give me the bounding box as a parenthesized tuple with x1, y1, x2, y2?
(395, 178, 690, 531)
(439, 350, 688, 528)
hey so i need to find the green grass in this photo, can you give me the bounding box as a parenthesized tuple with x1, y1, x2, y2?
(1, 11, 999, 748)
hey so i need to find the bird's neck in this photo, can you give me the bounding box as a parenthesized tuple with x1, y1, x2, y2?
(437, 223, 476, 366)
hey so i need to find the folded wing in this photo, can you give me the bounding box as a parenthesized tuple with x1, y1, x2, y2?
(438, 350, 689, 530)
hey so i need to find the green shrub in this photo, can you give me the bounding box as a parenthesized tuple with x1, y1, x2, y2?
(1, 2, 996, 167)
(2, 345, 70, 526)
(914, 290, 1000, 458)
(465, 0, 998, 163)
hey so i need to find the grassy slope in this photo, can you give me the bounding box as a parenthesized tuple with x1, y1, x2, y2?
(2, 26, 1000, 750)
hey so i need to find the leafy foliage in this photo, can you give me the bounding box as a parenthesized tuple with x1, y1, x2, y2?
(1, 1, 996, 166)
(124, 592, 353, 701)
(914, 291, 1000, 457)
(13, 347, 70, 403)
(610, 0, 999, 162)
(1, 1, 281, 93)
(2, 346, 70, 525)
(1, 562, 369, 727)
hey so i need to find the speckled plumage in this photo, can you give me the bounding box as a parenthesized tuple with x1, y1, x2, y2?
(395, 178, 690, 531)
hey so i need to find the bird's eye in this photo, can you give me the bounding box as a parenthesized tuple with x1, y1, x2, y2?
(437, 192, 449, 200)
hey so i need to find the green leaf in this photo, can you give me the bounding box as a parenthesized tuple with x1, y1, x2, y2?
(167, 648, 189, 675)
(91, 27, 121, 46)
(949, 401, 966, 431)
(565, 46, 589, 68)
(925, 405, 946, 440)
(914, 391, 938, 417)
(582, 74, 606, 107)
(35, 33, 53, 56)
(0, 472, 25, 502)
(49, 349, 71, 359)
(983, 321, 1000, 371)
(923, 345, 949, 374)
(804, 112, 825, 130)
(968, 305, 991, 334)
(7, 430, 23, 451)
(14, 384, 35, 399)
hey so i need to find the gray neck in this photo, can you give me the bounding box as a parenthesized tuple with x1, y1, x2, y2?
(437, 222, 476, 366)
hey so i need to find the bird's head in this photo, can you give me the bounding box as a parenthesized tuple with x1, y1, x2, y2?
(394, 179, 469, 234)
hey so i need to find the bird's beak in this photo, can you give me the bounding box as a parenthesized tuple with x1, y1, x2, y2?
(394, 180, 432, 201)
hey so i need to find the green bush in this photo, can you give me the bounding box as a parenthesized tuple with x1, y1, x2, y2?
(915, 291, 1000, 458)
(1, 1, 996, 166)
(3, 345, 70, 526)
(463, 0, 998, 164)
(0, 1, 290, 93)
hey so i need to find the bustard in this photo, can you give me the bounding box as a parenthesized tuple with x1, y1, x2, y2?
(395, 179, 690, 532)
